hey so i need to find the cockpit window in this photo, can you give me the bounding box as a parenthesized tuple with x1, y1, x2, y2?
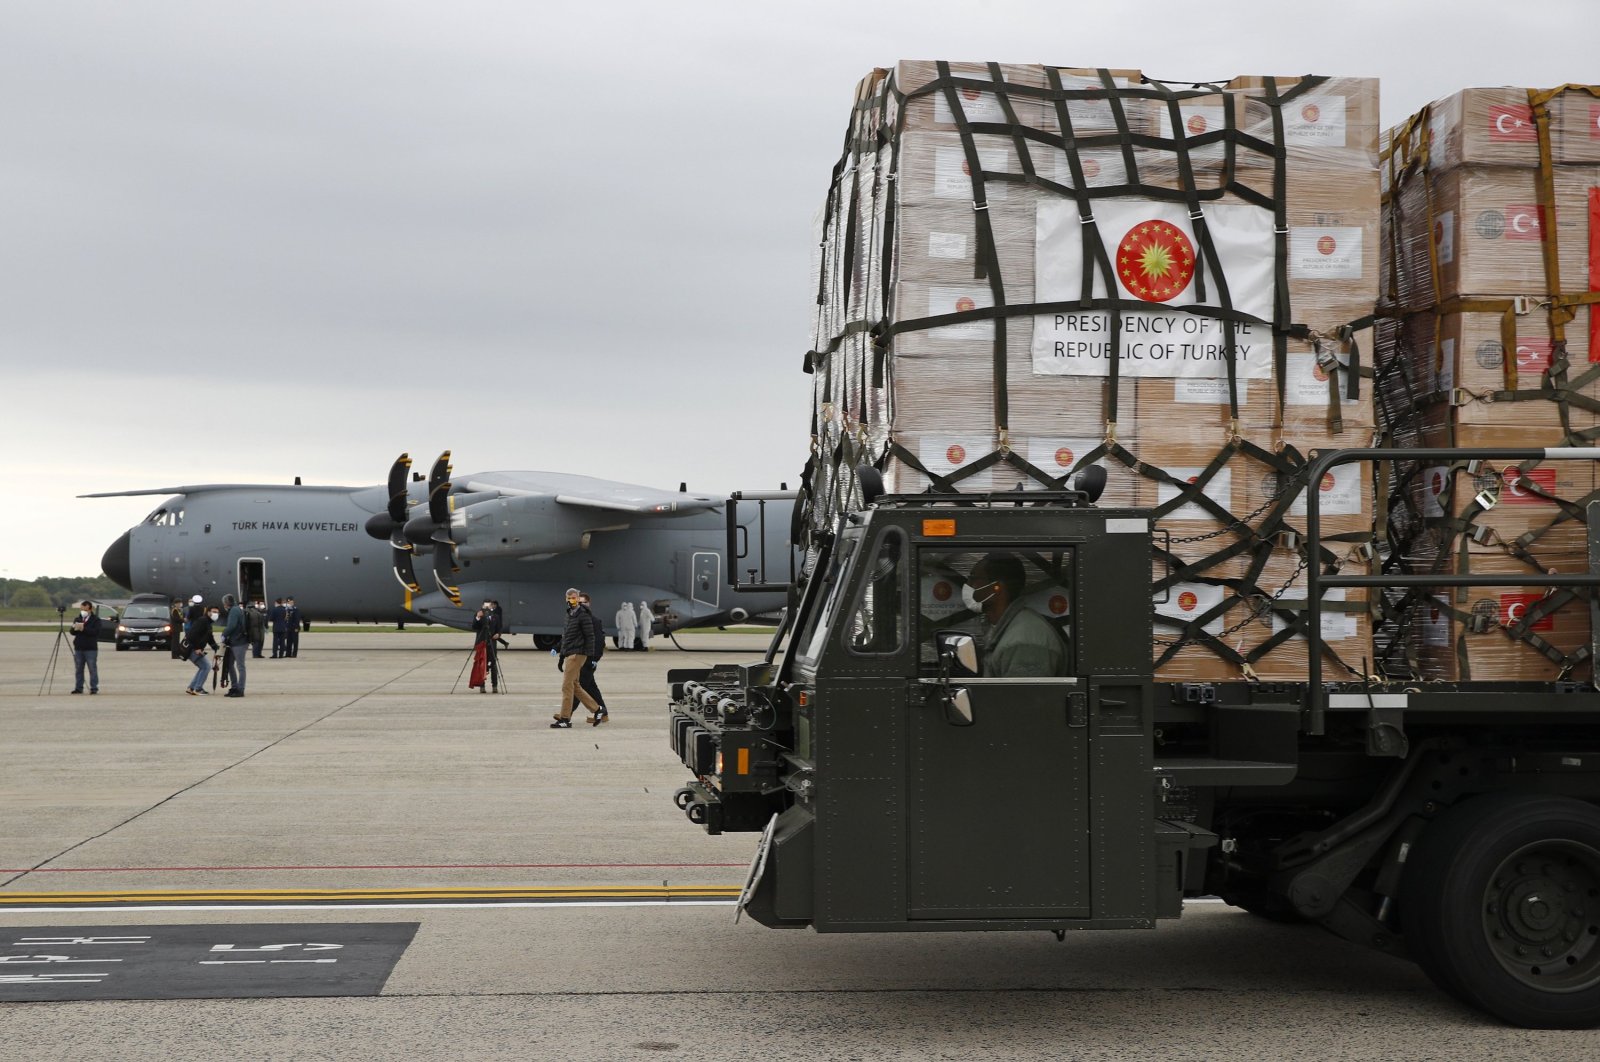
(145, 507, 184, 527)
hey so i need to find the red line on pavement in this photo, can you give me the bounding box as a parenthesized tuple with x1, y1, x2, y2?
(0, 862, 747, 874)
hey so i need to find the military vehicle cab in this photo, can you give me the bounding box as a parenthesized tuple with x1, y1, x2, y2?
(669, 450, 1600, 1029)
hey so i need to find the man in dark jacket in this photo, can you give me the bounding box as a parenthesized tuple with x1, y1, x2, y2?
(247, 600, 267, 658)
(551, 587, 603, 728)
(170, 598, 188, 659)
(184, 603, 219, 696)
(469, 599, 502, 693)
(70, 600, 102, 694)
(220, 594, 248, 698)
(269, 599, 287, 657)
(283, 597, 301, 657)
(570, 592, 608, 723)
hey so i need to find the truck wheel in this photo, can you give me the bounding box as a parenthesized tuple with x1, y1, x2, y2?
(1403, 792, 1600, 1027)
(115, 642, 128, 652)
(533, 635, 560, 652)
(1223, 891, 1305, 924)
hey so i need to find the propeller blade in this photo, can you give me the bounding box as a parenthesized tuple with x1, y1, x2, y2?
(386, 453, 412, 523)
(427, 451, 452, 525)
(432, 547, 462, 605)
(392, 547, 421, 594)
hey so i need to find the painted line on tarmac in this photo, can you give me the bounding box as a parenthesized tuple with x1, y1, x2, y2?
(0, 885, 745, 910)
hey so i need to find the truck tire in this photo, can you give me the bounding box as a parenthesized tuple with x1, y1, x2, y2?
(1402, 792, 1600, 1027)
(532, 635, 560, 652)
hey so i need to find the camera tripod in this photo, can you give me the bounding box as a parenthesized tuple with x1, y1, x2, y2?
(38, 606, 70, 695)
(452, 639, 511, 694)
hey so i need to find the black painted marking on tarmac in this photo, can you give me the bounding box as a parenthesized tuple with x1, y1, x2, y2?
(0, 922, 418, 1001)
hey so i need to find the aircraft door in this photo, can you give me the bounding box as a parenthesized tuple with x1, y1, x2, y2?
(691, 551, 719, 609)
(238, 559, 265, 604)
(907, 547, 1089, 920)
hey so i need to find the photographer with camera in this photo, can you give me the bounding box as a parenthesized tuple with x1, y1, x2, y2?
(70, 600, 102, 694)
(183, 599, 219, 696)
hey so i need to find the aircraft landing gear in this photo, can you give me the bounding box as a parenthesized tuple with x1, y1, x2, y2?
(533, 634, 560, 651)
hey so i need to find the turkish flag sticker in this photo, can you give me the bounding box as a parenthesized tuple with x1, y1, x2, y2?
(1501, 593, 1555, 631)
(1514, 338, 1552, 374)
(1488, 104, 1536, 143)
(1498, 466, 1558, 504)
(1505, 204, 1544, 241)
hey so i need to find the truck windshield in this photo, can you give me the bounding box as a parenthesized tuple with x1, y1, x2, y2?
(793, 532, 860, 669)
(918, 547, 1075, 677)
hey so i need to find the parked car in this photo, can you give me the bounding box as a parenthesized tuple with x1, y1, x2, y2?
(114, 594, 173, 651)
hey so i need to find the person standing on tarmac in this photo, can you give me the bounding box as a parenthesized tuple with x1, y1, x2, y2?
(550, 587, 604, 728)
(470, 598, 502, 693)
(572, 592, 608, 723)
(170, 598, 188, 659)
(219, 594, 248, 698)
(247, 599, 267, 659)
(269, 598, 287, 658)
(637, 601, 655, 651)
(283, 597, 301, 657)
(183, 602, 218, 696)
(614, 601, 635, 651)
(69, 600, 102, 695)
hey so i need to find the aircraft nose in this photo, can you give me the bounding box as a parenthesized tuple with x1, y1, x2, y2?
(101, 530, 133, 590)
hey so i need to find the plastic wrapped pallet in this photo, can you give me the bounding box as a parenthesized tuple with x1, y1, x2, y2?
(1377, 84, 1600, 681)
(804, 62, 1382, 683)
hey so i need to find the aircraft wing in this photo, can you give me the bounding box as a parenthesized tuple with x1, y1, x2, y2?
(460, 472, 721, 517)
(80, 484, 363, 498)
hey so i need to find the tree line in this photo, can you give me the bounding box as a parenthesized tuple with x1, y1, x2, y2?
(2, 576, 127, 608)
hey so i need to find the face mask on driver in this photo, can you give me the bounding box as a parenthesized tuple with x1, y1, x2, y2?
(209, 612, 220, 621)
(961, 580, 997, 614)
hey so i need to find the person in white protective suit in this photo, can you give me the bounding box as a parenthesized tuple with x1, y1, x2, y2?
(614, 601, 636, 651)
(637, 601, 655, 651)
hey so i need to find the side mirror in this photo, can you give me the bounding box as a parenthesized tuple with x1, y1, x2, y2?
(944, 687, 974, 727)
(935, 630, 980, 678)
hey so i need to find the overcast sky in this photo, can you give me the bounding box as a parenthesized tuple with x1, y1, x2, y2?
(2, 0, 1593, 579)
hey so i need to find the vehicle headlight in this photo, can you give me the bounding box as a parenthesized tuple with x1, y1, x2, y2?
(117, 625, 127, 632)
(162, 624, 172, 632)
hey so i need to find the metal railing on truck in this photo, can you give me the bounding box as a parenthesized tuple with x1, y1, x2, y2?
(1304, 446, 1600, 735)
(725, 490, 799, 594)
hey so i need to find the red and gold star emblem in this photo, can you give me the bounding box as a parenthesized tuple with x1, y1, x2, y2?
(1115, 219, 1196, 303)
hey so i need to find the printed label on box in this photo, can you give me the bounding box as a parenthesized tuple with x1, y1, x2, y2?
(1174, 378, 1251, 404)
(1155, 581, 1225, 635)
(1421, 466, 1449, 518)
(1054, 150, 1128, 188)
(928, 232, 968, 259)
(935, 147, 1010, 200)
(1423, 595, 1450, 646)
(1288, 463, 1362, 516)
(1492, 465, 1559, 506)
(1284, 352, 1358, 406)
(934, 83, 1008, 126)
(1158, 466, 1232, 521)
(919, 435, 993, 489)
(922, 573, 966, 621)
(1289, 227, 1363, 279)
(1435, 211, 1455, 265)
(1284, 95, 1348, 147)
(1027, 437, 1103, 476)
(1270, 587, 1356, 640)
(927, 286, 993, 339)
(1499, 592, 1555, 631)
(1436, 339, 1456, 393)
(1172, 104, 1227, 164)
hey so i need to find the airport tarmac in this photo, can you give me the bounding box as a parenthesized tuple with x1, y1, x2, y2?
(2, 629, 1597, 1060)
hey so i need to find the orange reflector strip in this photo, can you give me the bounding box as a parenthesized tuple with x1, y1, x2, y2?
(737, 748, 750, 775)
(923, 518, 957, 537)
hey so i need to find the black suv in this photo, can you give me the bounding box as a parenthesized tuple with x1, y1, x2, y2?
(115, 594, 174, 651)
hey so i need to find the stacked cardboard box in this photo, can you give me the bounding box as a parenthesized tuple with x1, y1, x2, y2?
(807, 62, 1383, 681)
(1378, 85, 1600, 680)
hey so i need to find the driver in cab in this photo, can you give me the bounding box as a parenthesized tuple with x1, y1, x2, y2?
(965, 553, 1069, 678)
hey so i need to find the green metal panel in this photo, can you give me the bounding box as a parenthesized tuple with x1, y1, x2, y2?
(1090, 678, 1155, 923)
(814, 678, 907, 928)
(907, 681, 1090, 919)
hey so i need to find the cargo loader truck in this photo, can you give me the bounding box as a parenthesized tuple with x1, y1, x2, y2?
(667, 446, 1600, 1028)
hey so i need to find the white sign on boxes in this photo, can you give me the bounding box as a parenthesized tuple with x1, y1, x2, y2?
(1032, 198, 1276, 378)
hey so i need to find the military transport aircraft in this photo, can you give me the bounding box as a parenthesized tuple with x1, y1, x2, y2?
(88, 452, 796, 649)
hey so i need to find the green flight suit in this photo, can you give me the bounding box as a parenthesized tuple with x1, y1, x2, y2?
(981, 600, 1070, 677)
